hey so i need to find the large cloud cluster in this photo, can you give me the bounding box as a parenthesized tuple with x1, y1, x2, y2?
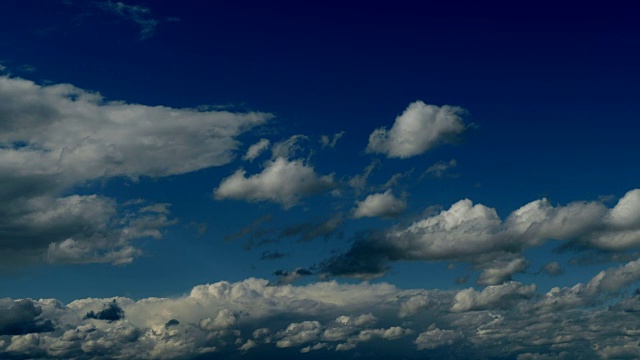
(0, 76, 271, 268)
(1, 267, 640, 359)
(321, 189, 640, 281)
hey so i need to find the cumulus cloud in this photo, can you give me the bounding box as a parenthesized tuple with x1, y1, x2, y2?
(0, 299, 54, 335)
(243, 139, 270, 162)
(214, 157, 335, 208)
(352, 190, 407, 219)
(321, 189, 640, 280)
(2, 275, 640, 359)
(365, 101, 467, 158)
(451, 282, 536, 312)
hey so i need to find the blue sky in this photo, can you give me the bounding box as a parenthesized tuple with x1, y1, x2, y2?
(1, 1, 640, 359)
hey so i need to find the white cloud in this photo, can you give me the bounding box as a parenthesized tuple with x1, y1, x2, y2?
(214, 157, 335, 208)
(3, 275, 640, 358)
(243, 139, 270, 161)
(323, 189, 640, 281)
(477, 256, 529, 286)
(0, 75, 270, 268)
(365, 101, 467, 158)
(451, 282, 536, 312)
(0, 76, 271, 182)
(352, 190, 406, 218)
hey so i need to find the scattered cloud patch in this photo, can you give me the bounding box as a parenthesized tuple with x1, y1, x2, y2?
(96, 1, 160, 39)
(243, 139, 270, 162)
(422, 159, 458, 179)
(366, 101, 467, 158)
(352, 190, 407, 219)
(214, 157, 335, 208)
(320, 131, 345, 148)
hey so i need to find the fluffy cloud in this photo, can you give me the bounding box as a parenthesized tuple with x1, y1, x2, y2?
(451, 282, 536, 312)
(365, 101, 467, 158)
(0, 76, 270, 268)
(321, 189, 640, 281)
(352, 190, 407, 218)
(214, 157, 335, 208)
(2, 274, 640, 359)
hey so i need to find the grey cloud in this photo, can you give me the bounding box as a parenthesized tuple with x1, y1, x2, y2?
(538, 261, 564, 276)
(261, 250, 287, 260)
(280, 215, 344, 242)
(319, 131, 345, 149)
(421, 159, 458, 179)
(83, 300, 125, 322)
(0, 299, 54, 335)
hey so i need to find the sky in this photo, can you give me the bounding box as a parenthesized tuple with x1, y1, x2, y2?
(1, 1, 640, 359)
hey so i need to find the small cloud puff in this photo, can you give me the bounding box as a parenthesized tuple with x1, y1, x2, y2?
(366, 101, 467, 158)
(353, 190, 406, 219)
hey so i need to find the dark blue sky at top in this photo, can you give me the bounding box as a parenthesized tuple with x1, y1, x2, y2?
(1, 0, 640, 303)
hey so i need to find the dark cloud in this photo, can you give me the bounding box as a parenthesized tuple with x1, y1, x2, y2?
(0, 299, 54, 335)
(280, 215, 344, 242)
(261, 250, 287, 260)
(84, 300, 124, 322)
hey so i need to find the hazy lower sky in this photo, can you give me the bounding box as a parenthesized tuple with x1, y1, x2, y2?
(1, 1, 640, 359)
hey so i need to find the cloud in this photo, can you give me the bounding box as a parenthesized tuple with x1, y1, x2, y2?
(0, 76, 270, 269)
(352, 190, 407, 219)
(83, 301, 125, 322)
(0, 76, 271, 182)
(214, 157, 335, 208)
(320, 131, 345, 148)
(451, 282, 537, 312)
(280, 215, 344, 242)
(260, 250, 287, 260)
(0, 299, 54, 335)
(538, 261, 564, 276)
(270, 135, 309, 160)
(243, 139, 270, 161)
(3, 275, 640, 358)
(365, 101, 467, 158)
(422, 159, 458, 179)
(320, 189, 640, 280)
(96, 1, 160, 39)
(415, 326, 462, 350)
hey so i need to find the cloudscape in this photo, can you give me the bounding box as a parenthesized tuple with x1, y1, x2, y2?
(1, 1, 639, 359)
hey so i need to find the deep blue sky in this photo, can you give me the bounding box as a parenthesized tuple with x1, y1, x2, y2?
(1, 1, 640, 359)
